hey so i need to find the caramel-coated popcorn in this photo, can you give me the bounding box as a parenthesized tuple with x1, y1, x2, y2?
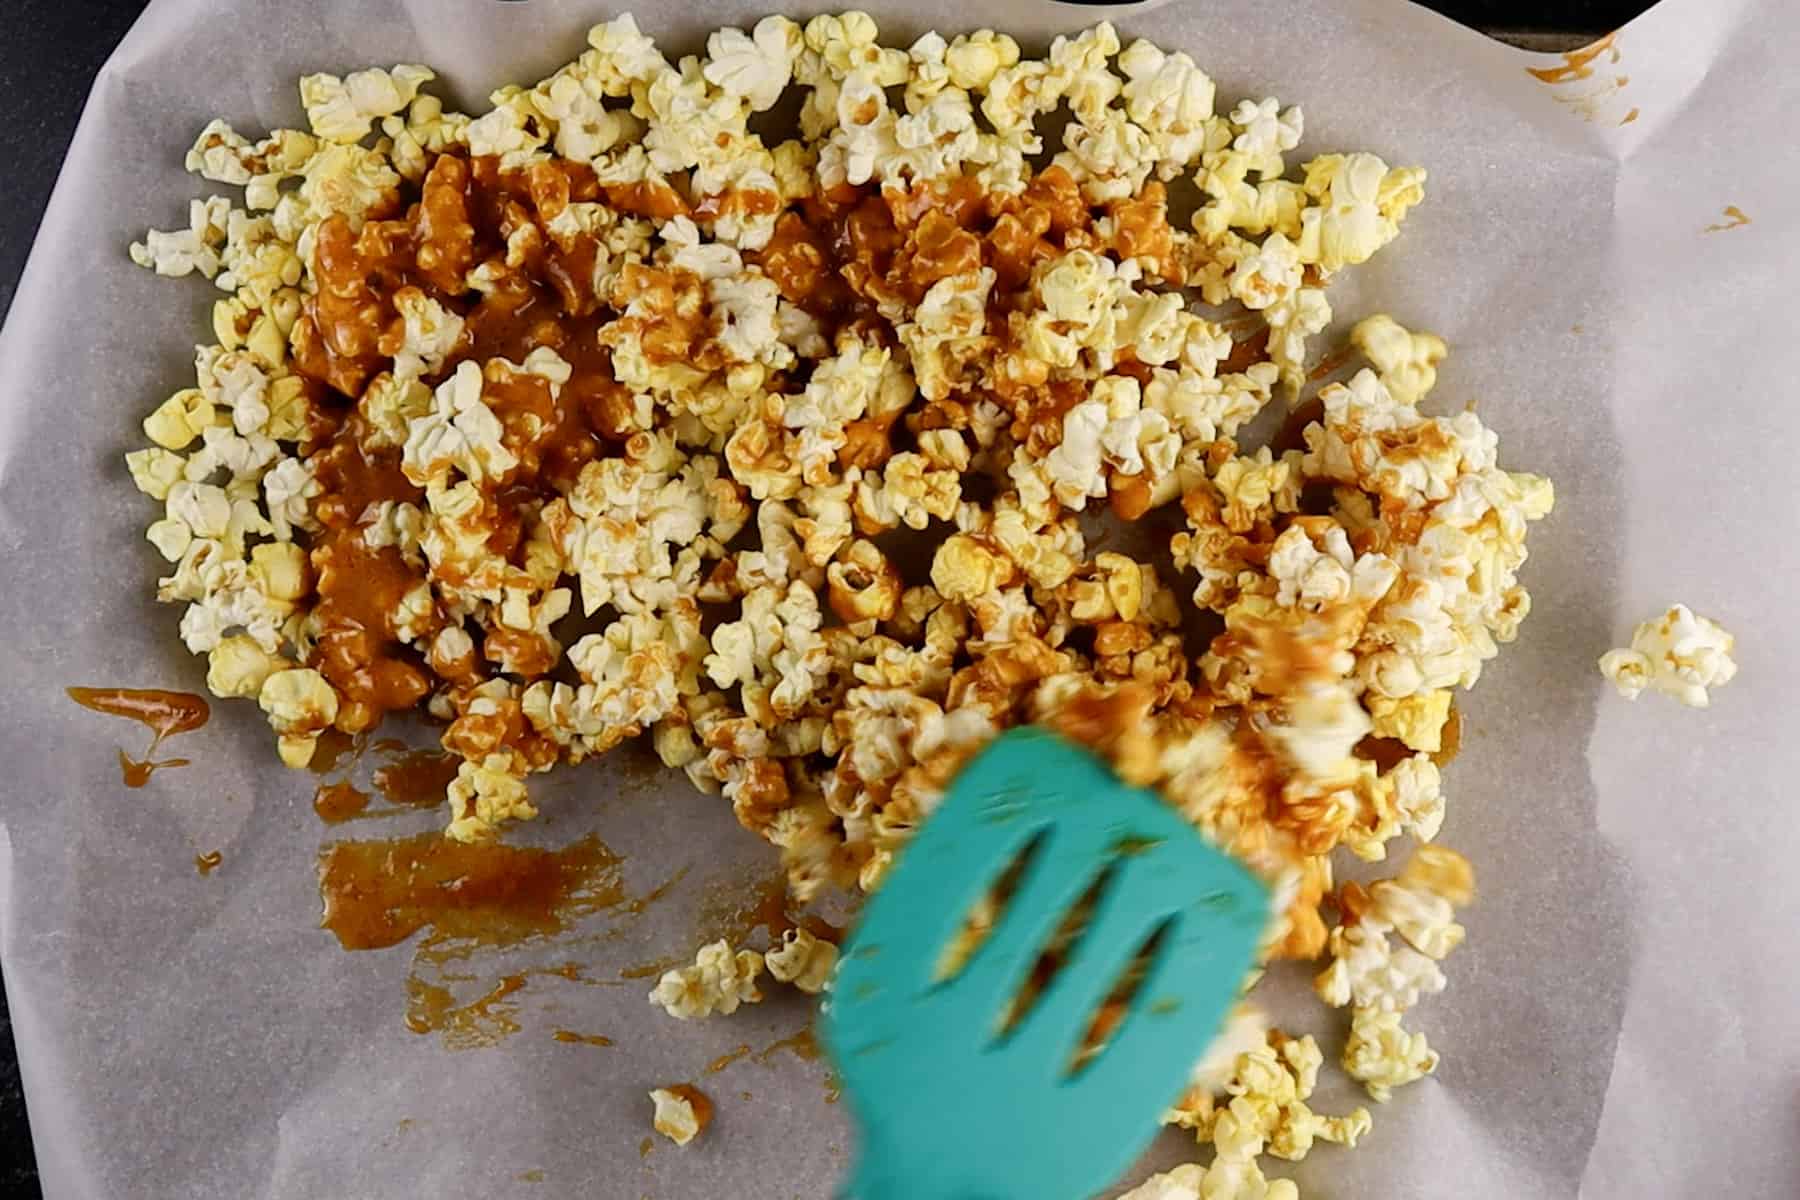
(126, 13, 1557, 1193)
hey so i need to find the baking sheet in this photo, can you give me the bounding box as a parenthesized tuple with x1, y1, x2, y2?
(1, 0, 1796, 1195)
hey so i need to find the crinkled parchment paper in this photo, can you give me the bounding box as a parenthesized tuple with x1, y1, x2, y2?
(1, 0, 1796, 1195)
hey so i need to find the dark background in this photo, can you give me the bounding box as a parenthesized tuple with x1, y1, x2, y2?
(0, 0, 1653, 1190)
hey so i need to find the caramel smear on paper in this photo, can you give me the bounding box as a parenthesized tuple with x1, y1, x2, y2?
(1705, 206, 1752, 233)
(311, 737, 460, 825)
(1525, 31, 1619, 84)
(1527, 32, 1639, 127)
(319, 832, 625, 953)
(318, 830, 683, 1047)
(67, 686, 209, 789)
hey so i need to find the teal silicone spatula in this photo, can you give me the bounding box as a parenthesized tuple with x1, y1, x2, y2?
(821, 726, 1272, 1200)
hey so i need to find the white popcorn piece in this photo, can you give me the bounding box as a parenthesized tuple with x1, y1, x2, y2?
(705, 16, 803, 111)
(1600, 604, 1738, 708)
(129, 197, 231, 278)
(300, 65, 435, 143)
(648, 940, 766, 1019)
(1343, 1006, 1438, 1102)
(257, 668, 340, 768)
(764, 927, 838, 994)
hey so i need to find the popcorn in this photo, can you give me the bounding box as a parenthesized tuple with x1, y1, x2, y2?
(705, 17, 803, 111)
(257, 668, 340, 767)
(1351, 314, 1446, 405)
(649, 939, 766, 1019)
(764, 927, 838, 993)
(401, 361, 519, 486)
(124, 23, 1543, 1192)
(1343, 1006, 1438, 1102)
(300, 66, 434, 143)
(129, 197, 230, 278)
(446, 753, 537, 841)
(649, 1086, 711, 1146)
(1600, 604, 1738, 708)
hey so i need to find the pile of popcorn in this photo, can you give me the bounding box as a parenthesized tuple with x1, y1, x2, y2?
(126, 13, 1555, 1195)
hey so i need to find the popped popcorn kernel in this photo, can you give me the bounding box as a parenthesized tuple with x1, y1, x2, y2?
(649, 939, 766, 1019)
(764, 926, 839, 993)
(649, 1084, 713, 1146)
(1600, 603, 1738, 707)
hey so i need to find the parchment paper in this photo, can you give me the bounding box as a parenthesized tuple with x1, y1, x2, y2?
(1, 0, 1796, 1196)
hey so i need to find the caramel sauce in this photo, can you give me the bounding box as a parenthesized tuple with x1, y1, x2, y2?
(119, 750, 190, 788)
(551, 1030, 614, 1047)
(1704, 206, 1751, 233)
(405, 971, 527, 1047)
(318, 831, 624, 952)
(704, 1044, 753, 1075)
(313, 780, 373, 824)
(1308, 347, 1353, 381)
(1525, 31, 1618, 84)
(68, 687, 210, 788)
(1271, 396, 1325, 456)
(618, 956, 683, 981)
(638, 1137, 654, 1159)
(68, 686, 209, 739)
(1220, 327, 1272, 375)
(195, 850, 222, 876)
(695, 867, 799, 946)
(372, 749, 461, 809)
(307, 728, 364, 775)
(754, 1028, 821, 1066)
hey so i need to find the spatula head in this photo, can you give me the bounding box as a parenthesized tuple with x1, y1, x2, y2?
(822, 727, 1271, 1200)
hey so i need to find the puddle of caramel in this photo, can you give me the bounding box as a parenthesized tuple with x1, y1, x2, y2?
(68, 687, 210, 788)
(195, 850, 222, 876)
(312, 746, 459, 825)
(1526, 31, 1618, 84)
(373, 749, 461, 809)
(67, 686, 209, 739)
(552, 1029, 614, 1047)
(517, 1170, 544, 1184)
(319, 832, 625, 952)
(638, 1136, 654, 1159)
(705, 1044, 753, 1075)
(314, 780, 373, 824)
(307, 728, 364, 775)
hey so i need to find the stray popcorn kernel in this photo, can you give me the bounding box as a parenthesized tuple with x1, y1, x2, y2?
(123, 13, 1554, 1192)
(649, 1084, 714, 1146)
(1600, 603, 1738, 708)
